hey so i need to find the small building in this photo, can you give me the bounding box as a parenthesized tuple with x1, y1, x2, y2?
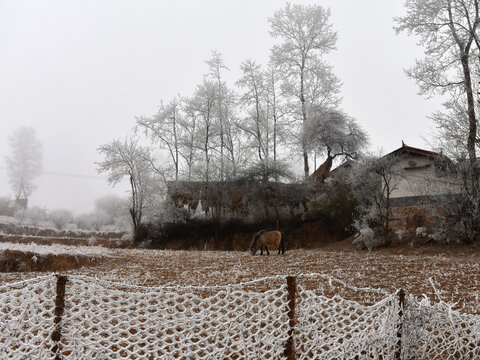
(381, 142, 460, 234)
(385, 142, 457, 206)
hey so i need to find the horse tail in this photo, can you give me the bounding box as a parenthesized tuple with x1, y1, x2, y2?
(280, 232, 286, 254)
(251, 229, 266, 250)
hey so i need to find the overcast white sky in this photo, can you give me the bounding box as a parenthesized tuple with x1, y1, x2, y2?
(0, 0, 444, 213)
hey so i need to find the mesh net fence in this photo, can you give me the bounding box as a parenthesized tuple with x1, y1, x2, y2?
(403, 294, 480, 359)
(0, 275, 57, 359)
(1, 273, 480, 359)
(60, 275, 289, 359)
(294, 274, 400, 359)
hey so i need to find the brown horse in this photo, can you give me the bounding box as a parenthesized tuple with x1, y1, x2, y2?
(250, 230, 285, 255)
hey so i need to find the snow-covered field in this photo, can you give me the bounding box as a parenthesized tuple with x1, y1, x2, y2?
(1, 239, 480, 314)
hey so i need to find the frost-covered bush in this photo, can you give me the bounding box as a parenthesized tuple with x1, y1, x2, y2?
(347, 155, 403, 249)
(121, 232, 132, 241)
(352, 206, 391, 250)
(416, 226, 427, 237)
(94, 195, 129, 225)
(422, 158, 480, 244)
(87, 236, 97, 246)
(0, 197, 14, 216)
(25, 206, 47, 227)
(49, 209, 73, 230)
(74, 212, 109, 231)
(14, 208, 27, 225)
(90, 212, 109, 231)
(395, 229, 405, 240)
(75, 213, 94, 230)
(353, 226, 375, 250)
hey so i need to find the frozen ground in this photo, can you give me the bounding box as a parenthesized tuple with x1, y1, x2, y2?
(1, 239, 480, 314)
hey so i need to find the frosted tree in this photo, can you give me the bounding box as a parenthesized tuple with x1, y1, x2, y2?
(348, 155, 403, 250)
(178, 96, 199, 181)
(269, 3, 339, 177)
(304, 109, 368, 181)
(395, 1, 480, 243)
(205, 51, 240, 179)
(264, 63, 288, 181)
(395, 0, 480, 170)
(186, 79, 218, 182)
(236, 60, 291, 181)
(97, 137, 156, 231)
(5, 126, 43, 203)
(236, 59, 270, 177)
(219, 86, 243, 179)
(136, 98, 183, 181)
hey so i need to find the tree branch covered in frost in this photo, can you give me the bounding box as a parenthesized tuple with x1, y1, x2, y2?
(269, 3, 339, 177)
(348, 155, 404, 250)
(97, 137, 161, 230)
(395, 0, 480, 169)
(427, 158, 480, 243)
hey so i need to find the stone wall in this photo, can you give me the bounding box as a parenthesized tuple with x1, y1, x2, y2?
(388, 204, 439, 239)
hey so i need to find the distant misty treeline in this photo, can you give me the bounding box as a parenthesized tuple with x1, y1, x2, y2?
(0, 195, 130, 232)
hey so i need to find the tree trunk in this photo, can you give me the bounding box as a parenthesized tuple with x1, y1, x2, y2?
(311, 155, 333, 182)
(300, 61, 309, 178)
(460, 53, 477, 182)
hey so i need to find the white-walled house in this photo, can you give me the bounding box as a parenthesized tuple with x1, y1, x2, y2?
(377, 142, 463, 233)
(386, 142, 458, 203)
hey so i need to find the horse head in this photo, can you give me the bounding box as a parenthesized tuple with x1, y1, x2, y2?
(250, 229, 266, 255)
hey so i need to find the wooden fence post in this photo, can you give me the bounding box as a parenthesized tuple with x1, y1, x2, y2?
(51, 275, 67, 360)
(395, 289, 405, 360)
(284, 276, 297, 360)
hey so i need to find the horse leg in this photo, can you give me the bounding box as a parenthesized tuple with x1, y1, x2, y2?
(266, 247, 270, 255)
(260, 247, 263, 255)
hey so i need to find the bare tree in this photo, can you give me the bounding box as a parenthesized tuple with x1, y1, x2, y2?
(97, 137, 155, 231)
(269, 3, 338, 177)
(5, 126, 42, 203)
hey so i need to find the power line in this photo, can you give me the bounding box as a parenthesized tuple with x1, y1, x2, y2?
(41, 171, 106, 180)
(0, 166, 105, 180)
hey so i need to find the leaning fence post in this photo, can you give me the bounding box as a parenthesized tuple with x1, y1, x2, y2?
(51, 275, 67, 360)
(395, 289, 406, 360)
(284, 275, 297, 360)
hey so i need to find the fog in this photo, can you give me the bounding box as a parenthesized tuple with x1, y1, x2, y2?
(0, 0, 443, 213)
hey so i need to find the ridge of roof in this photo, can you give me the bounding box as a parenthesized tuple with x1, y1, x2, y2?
(385, 141, 442, 159)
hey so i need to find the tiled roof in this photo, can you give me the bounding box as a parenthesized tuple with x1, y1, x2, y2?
(385, 142, 442, 159)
